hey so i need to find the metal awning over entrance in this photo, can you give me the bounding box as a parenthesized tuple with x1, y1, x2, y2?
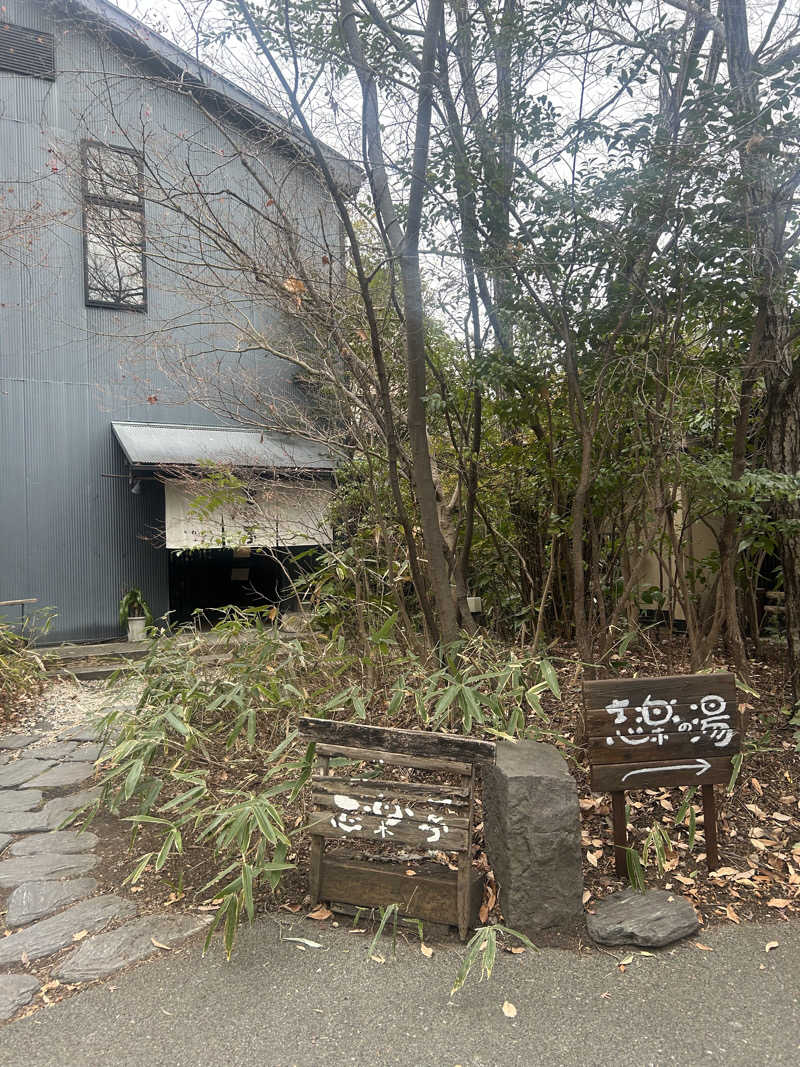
(111, 422, 335, 549)
(111, 421, 336, 473)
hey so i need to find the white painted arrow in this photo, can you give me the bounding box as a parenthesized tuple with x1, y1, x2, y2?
(622, 758, 711, 784)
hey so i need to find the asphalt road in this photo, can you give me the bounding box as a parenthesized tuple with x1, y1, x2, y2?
(2, 917, 797, 1067)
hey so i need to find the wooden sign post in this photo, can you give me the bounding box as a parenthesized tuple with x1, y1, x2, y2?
(582, 673, 741, 872)
(298, 718, 496, 941)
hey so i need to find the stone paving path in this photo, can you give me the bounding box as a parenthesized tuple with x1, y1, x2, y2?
(0, 717, 206, 1024)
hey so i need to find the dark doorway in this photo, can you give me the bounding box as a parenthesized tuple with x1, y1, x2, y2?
(167, 548, 306, 625)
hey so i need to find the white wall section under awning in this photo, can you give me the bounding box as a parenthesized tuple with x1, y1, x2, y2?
(164, 480, 333, 549)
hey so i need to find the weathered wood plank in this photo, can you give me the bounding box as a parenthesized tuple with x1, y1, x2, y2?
(312, 790, 467, 821)
(703, 784, 720, 868)
(611, 791, 627, 877)
(307, 810, 469, 851)
(299, 717, 496, 764)
(591, 755, 733, 792)
(587, 732, 742, 765)
(318, 856, 483, 937)
(457, 768, 476, 942)
(583, 673, 736, 710)
(315, 743, 472, 775)
(309, 836, 324, 906)
(584, 702, 742, 737)
(312, 776, 470, 801)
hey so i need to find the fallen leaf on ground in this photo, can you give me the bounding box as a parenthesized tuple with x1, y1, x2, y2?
(725, 904, 740, 924)
(280, 902, 302, 913)
(405, 869, 417, 877)
(151, 939, 172, 950)
(420, 944, 433, 958)
(509, 946, 526, 955)
(502, 1001, 517, 1018)
(370, 954, 385, 964)
(694, 943, 714, 951)
(767, 898, 791, 909)
(307, 906, 333, 921)
(765, 941, 779, 952)
(282, 936, 323, 949)
(72, 930, 89, 942)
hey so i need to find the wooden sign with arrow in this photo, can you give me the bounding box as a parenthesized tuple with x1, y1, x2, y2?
(582, 673, 741, 871)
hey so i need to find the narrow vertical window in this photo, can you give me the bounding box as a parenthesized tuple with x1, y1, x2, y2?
(82, 141, 146, 310)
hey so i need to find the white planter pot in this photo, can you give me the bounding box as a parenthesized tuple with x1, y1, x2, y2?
(127, 616, 147, 642)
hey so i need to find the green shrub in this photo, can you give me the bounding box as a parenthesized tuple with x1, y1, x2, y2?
(95, 608, 568, 956)
(0, 612, 51, 719)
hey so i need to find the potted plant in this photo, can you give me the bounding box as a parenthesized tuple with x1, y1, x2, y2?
(119, 588, 153, 642)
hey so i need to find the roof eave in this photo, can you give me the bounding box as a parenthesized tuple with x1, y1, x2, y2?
(60, 0, 363, 195)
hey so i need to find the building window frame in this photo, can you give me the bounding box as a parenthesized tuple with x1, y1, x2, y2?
(81, 140, 147, 312)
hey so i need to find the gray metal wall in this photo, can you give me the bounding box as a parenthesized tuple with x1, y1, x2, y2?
(0, 0, 338, 642)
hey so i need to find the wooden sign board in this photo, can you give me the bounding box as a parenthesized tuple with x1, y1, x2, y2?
(298, 717, 496, 941)
(582, 673, 741, 869)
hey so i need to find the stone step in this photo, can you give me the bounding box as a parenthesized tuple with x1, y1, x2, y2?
(54, 913, 208, 982)
(8, 830, 98, 857)
(6, 878, 99, 927)
(0, 759, 56, 790)
(46, 663, 137, 682)
(0, 851, 99, 889)
(19, 762, 96, 791)
(0, 895, 136, 966)
(0, 975, 39, 1022)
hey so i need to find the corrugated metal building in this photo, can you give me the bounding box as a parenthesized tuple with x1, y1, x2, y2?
(0, 0, 356, 642)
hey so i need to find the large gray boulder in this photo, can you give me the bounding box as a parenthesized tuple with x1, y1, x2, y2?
(587, 888, 699, 947)
(482, 740, 583, 934)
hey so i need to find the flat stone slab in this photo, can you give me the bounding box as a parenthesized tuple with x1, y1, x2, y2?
(22, 742, 78, 760)
(55, 914, 207, 982)
(0, 974, 39, 1021)
(6, 877, 99, 927)
(0, 734, 38, 751)
(0, 809, 52, 835)
(0, 788, 43, 812)
(0, 833, 11, 854)
(0, 759, 56, 789)
(9, 829, 98, 856)
(58, 724, 104, 743)
(43, 788, 100, 830)
(587, 888, 700, 948)
(67, 743, 104, 762)
(0, 894, 136, 965)
(20, 762, 95, 790)
(0, 851, 98, 889)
